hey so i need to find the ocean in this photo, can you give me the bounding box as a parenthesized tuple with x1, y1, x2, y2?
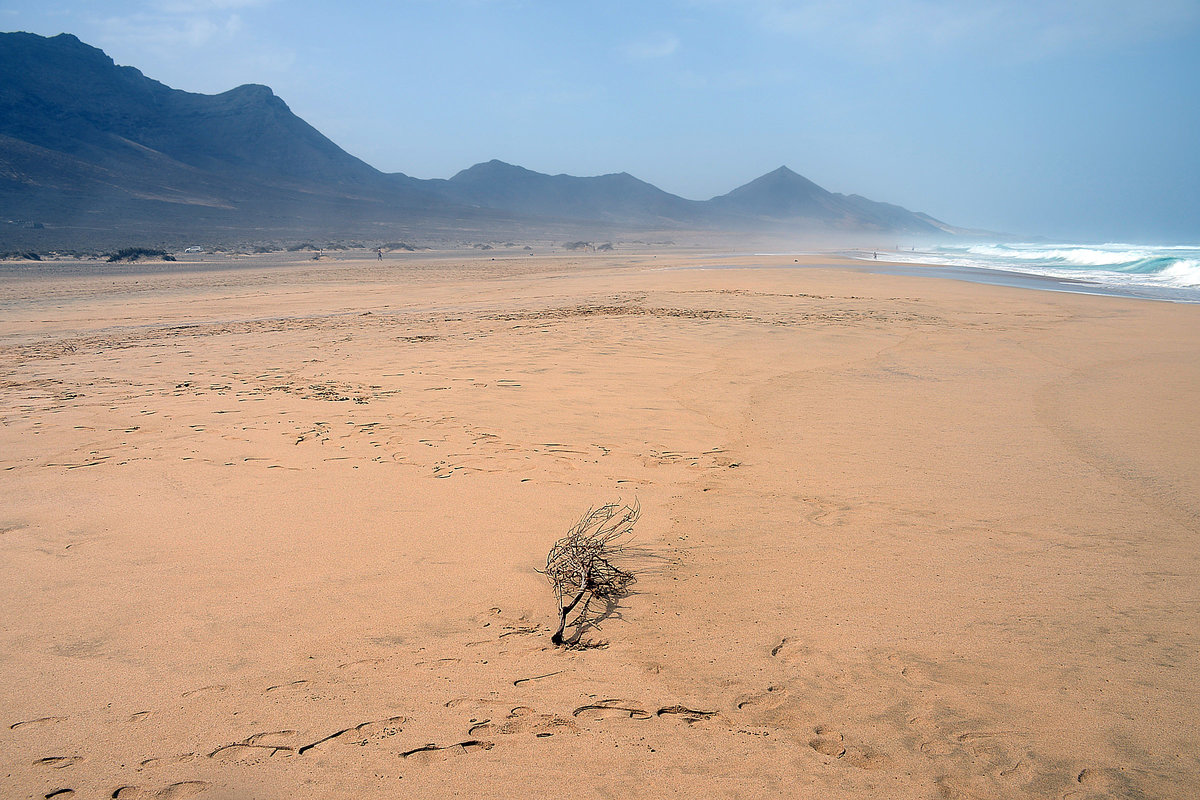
(863, 242, 1200, 303)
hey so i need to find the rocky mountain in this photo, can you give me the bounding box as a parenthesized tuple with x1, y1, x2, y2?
(428, 160, 707, 226)
(0, 31, 455, 243)
(1, 34, 370, 187)
(708, 166, 945, 234)
(0, 32, 956, 247)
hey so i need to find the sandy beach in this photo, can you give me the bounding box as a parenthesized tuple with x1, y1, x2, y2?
(1, 250, 1197, 800)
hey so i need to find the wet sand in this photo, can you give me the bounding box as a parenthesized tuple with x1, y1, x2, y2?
(2, 250, 1198, 799)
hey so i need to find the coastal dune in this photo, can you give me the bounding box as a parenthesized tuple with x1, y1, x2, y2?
(1, 251, 1197, 799)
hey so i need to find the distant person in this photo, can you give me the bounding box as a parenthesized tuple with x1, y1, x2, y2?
(873, 251, 878, 259)
(377, 249, 383, 260)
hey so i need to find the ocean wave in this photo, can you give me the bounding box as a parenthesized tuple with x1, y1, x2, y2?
(964, 245, 1154, 266)
(877, 242, 1200, 295)
(1156, 258, 1200, 287)
(854, 242, 1200, 298)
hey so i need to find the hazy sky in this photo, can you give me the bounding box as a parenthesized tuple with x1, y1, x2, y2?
(4, 0, 1199, 241)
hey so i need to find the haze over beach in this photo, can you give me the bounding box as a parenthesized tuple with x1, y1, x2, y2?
(1, 3, 1199, 800)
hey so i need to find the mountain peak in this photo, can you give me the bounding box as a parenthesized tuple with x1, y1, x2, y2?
(5, 31, 112, 61)
(216, 83, 284, 111)
(449, 160, 534, 182)
(753, 165, 818, 186)
(1, 31, 115, 71)
(46, 32, 84, 46)
(225, 83, 275, 98)
(708, 165, 828, 214)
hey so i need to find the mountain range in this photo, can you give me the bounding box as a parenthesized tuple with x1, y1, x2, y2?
(0, 32, 968, 248)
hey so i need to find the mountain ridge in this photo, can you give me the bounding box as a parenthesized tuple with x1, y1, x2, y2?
(0, 31, 966, 247)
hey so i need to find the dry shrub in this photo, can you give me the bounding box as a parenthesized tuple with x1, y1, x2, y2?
(542, 501, 639, 645)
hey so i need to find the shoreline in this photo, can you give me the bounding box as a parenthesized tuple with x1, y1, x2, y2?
(678, 255, 1200, 303)
(6, 245, 1196, 304)
(857, 257, 1200, 303)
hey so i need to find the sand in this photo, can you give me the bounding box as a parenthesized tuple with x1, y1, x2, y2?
(1, 250, 1197, 800)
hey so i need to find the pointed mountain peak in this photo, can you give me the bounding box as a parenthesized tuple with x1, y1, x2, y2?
(718, 165, 827, 198)
(750, 165, 819, 187)
(706, 164, 836, 217)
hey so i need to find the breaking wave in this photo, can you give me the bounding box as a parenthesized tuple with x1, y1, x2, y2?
(886, 242, 1200, 292)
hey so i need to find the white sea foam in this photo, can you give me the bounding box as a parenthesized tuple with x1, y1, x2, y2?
(1157, 259, 1200, 287)
(983, 248, 1151, 266)
(868, 242, 1200, 299)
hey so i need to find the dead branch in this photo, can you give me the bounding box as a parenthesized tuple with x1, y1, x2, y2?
(541, 500, 639, 645)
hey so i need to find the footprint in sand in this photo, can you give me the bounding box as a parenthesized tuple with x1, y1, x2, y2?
(263, 680, 309, 694)
(35, 756, 84, 769)
(468, 707, 574, 738)
(414, 657, 460, 667)
(181, 685, 226, 699)
(156, 781, 209, 799)
(805, 502, 852, 528)
(209, 730, 302, 763)
(655, 706, 718, 724)
(498, 624, 543, 639)
(1062, 766, 1137, 799)
(351, 716, 407, 739)
(843, 743, 893, 771)
(768, 639, 850, 689)
(889, 655, 938, 687)
(11, 716, 68, 730)
(955, 730, 1020, 772)
(808, 727, 894, 771)
(809, 726, 847, 757)
(735, 685, 788, 711)
(572, 701, 651, 721)
(294, 716, 407, 755)
(919, 736, 957, 757)
(400, 740, 493, 761)
(337, 658, 384, 671)
(44, 789, 74, 798)
(431, 462, 459, 479)
(139, 753, 199, 769)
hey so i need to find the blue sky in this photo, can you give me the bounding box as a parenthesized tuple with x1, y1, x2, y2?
(4, 0, 1199, 240)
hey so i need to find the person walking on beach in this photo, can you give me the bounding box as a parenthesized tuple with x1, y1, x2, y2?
(377, 248, 383, 260)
